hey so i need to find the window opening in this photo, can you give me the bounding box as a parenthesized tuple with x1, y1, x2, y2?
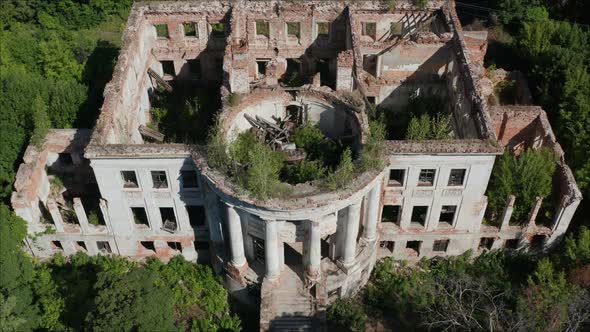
(97, 241, 112, 253)
(411, 206, 428, 227)
(151, 171, 168, 189)
(362, 22, 377, 39)
(406, 241, 421, 256)
(388, 169, 405, 186)
(256, 21, 269, 37)
(183, 22, 198, 37)
(160, 207, 178, 232)
(382, 205, 401, 224)
(418, 169, 436, 186)
(210, 22, 225, 38)
(76, 241, 87, 251)
(161, 61, 175, 76)
(479, 237, 494, 250)
(167, 241, 182, 252)
(438, 205, 457, 226)
(380, 240, 395, 253)
(317, 22, 329, 38)
(121, 171, 139, 188)
(131, 207, 149, 227)
(286, 22, 300, 37)
(448, 169, 466, 186)
(433, 239, 449, 252)
(140, 241, 156, 253)
(155, 24, 169, 38)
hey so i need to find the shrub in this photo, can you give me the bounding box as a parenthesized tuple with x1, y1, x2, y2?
(326, 148, 354, 190)
(206, 120, 231, 173)
(31, 95, 51, 147)
(327, 298, 367, 332)
(243, 141, 284, 199)
(406, 113, 452, 140)
(87, 211, 101, 226)
(292, 122, 324, 150)
(487, 148, 557, 223)
(282, 159, 327, 184)
(359, 120, 385, 171)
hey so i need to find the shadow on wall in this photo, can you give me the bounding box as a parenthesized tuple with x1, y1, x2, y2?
(374, 44, 454, 139)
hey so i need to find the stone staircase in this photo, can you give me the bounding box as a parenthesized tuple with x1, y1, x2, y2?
(261, 266, 322, 331)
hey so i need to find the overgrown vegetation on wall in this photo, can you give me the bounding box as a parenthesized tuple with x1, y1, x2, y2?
(0, 0, 132, 202)
(381, 94, 453, 140)
(465, 0, 590, 228)
(486, 147, 558, 224)
(206, 119, 385, 200)
(0, 205, 241, 331)
(328, 230, 590, 331)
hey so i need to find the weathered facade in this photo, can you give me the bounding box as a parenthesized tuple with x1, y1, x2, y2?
(11, 0, 581, 329)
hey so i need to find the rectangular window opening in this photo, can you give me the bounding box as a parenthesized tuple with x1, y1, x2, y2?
(186, 205, 206, 228)
(418, 169, 436, 186)
(390, 21, 402, 36)
(362, 22, 377, 39)
(161, 61, 175, 77)
(181, 170, 199, 188)
(317, 22, 329, 38)
(183, 22, 198, 37)
(448, 169, 466, 186)
(210, 22, 225, 38)
(438, 205, 456, 227)
(76, 241, 87, 251)
(382, 205, 401, 224)
(131, 207, 149, 227)
(256, 21, 270, 37)
(52, 241, 63, 251)
(388, 169, 405, 186)
(406, 241, 421, 256)
(121, 171, 139, 189)
(411, 206, 428, 227)
(479, 237, 494, 251)
(155, 24, 169, 38)
(433, 239, 449, 252)
(286, 22, 300, 37)
(97, 241, 112, 253)
(151, 171, 168, 189)
(167, 241, 182, 252)
(140, 241, 156, 253)
(380, 240, 395, 253)
(160, 207, 178, 232)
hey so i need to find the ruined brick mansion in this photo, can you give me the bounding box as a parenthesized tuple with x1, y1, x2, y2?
(11, 0, 582, 329)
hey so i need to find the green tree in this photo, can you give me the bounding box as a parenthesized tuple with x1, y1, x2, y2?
(30, 95, 51, 147)
(85, 268, 178, 332)
(327, 299, 367, 332)
(487, 148, 557, 223)
(359, 120, 385, 171)
(326, 148, 354, 190)
(243, 142, 284, 199)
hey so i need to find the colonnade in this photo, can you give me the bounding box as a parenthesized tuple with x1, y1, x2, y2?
(224, 183, 382, 282)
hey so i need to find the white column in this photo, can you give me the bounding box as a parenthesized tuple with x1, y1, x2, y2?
(226, 204, 246, 268)
(307, 220, 321, 280)
(500, 195, 515, 230)
(265, 220, 281, 281)
(342, 201, 362, 267)
(46, 200, 65, 233)
(363, 185, 381, 241)
(73, 198, 91, 233)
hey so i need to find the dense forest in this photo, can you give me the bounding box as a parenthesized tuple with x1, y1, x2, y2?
(0, 0, 589, 331)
